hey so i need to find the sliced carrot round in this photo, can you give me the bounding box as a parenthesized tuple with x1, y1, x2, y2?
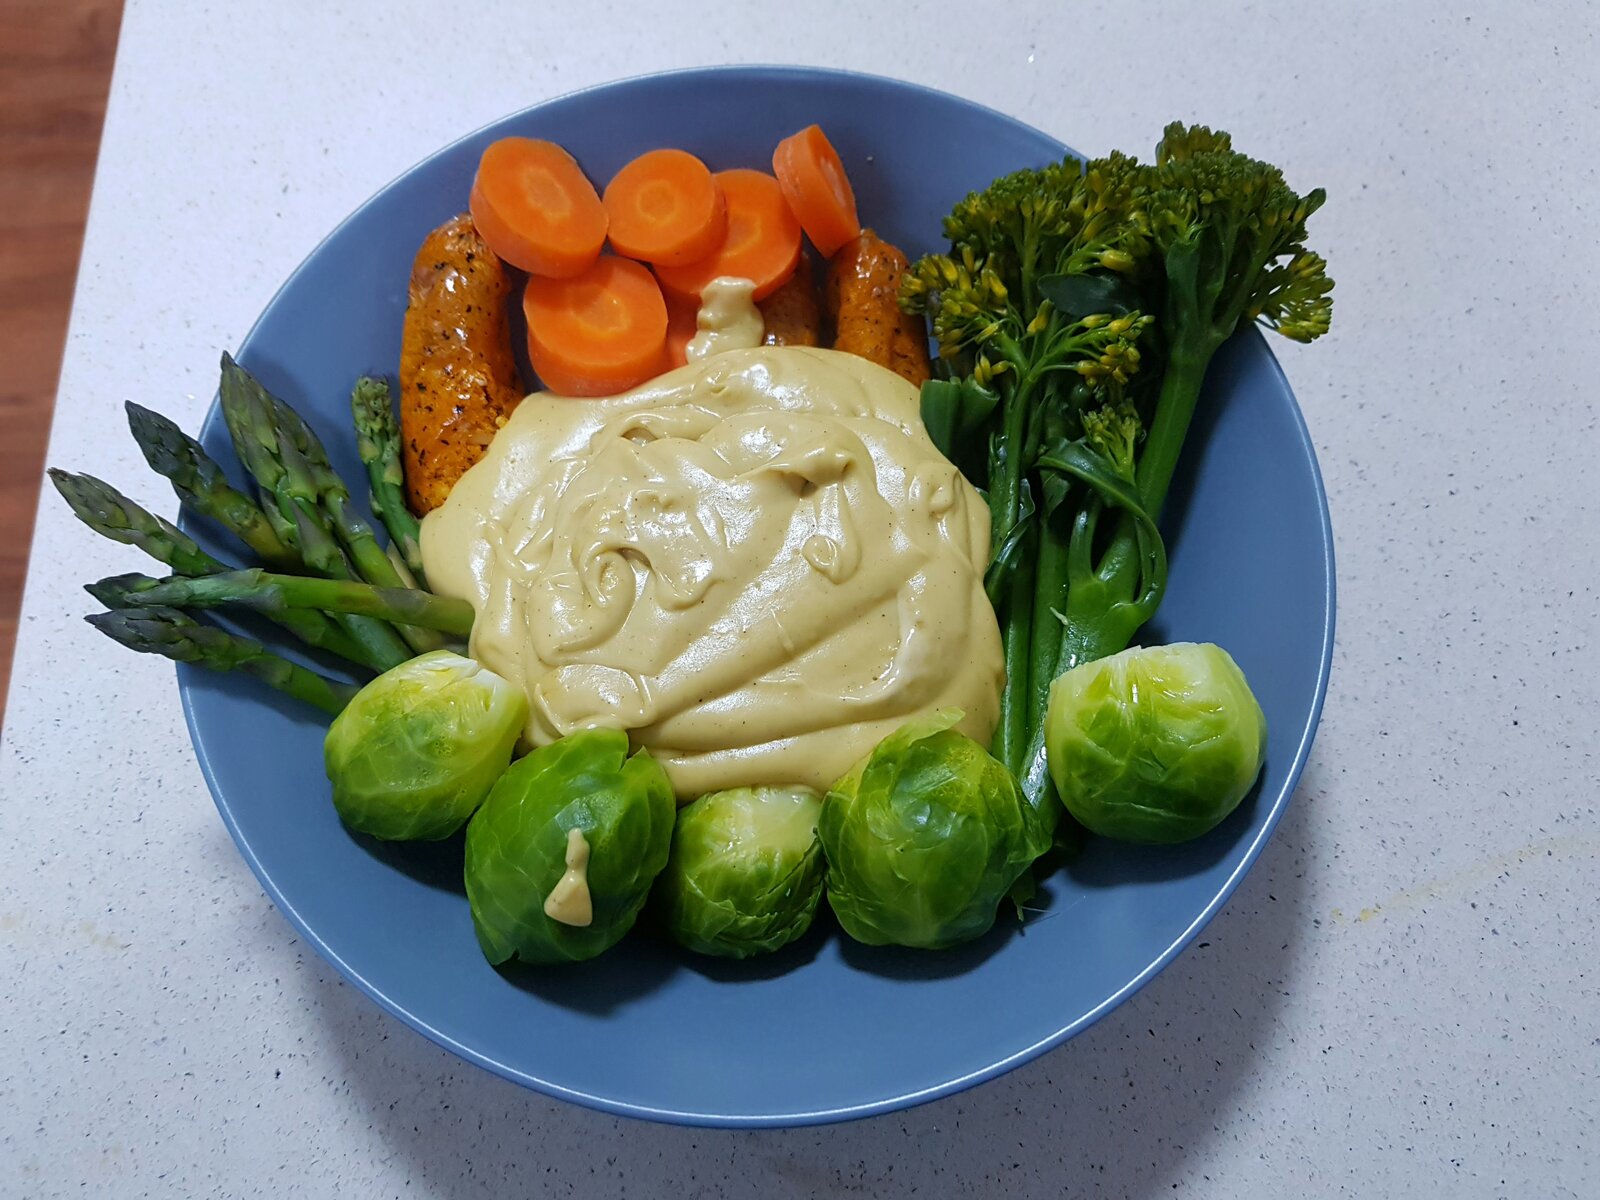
(653, 169, 802, 303)
(470, 137, 607, 278)
(523, 256, 667, 396)
(603, 149, 727, 267)
(663, 294, 699, 370)
(772, 125, 860, 258)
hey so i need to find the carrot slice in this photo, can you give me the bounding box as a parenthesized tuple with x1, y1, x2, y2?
(653, 169, 802, 303)
(523, 256, 667, 396)
(772, 125, 860, 258)
(663, 293, 699, 370)
(603, 149, 727, 267)
(470, 137, 607, 278)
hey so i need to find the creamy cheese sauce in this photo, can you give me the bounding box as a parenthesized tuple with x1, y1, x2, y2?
(542, 827, 592, 927)
(685, 276, 763, 361)
(420, 299, 1003, 799)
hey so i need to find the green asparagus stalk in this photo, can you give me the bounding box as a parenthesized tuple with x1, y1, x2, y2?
(123, 401, 299, 570)
(218, 354, 412, 669)
(231, 359, 447, 655)
(48, 469, 374, 667)
(89, 569, 474, 636)
(85, 606, 359, 715)
(216, 362, 302, 556)
(50, 468, 223, 577)
(350, 377, 426, 584)
(219, 357, 346, 575)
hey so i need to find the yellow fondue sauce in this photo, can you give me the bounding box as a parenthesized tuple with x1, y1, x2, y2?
(420, 281, 1003, 799)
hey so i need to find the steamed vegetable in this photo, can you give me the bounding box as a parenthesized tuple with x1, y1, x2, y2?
(349, 377, 426, 584)
(654, 169, 803, 302)
(57, 355, 463, 706)
(221, 354, 446, 657)
(86, 605, 358, 715)
(819, 710, 1047, 949)
(219, 355, 414, 669)
(1045, 643, 1266, 843)
(125, 400, 299, 570)
(469, 137, 608, 278)
(324, 651, 525, 841)
(464, 728, 676, 965)
(657, 786, 825, 959)
(602, 148, 727, 267)
(902, 121, 1332, 830)
(772, 124, 860, 257)
(522, 256, 669, 397)
(89, 568, 473, 635)
(52, 468, 371, 667)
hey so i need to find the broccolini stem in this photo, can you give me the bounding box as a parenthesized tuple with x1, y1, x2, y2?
(1027, 519, 1070, 713)
(1046, 346, 1211, 679)
(1135, 339, 1216, 518)
(85, 606, 359, 715)
(350, 377, 427, 585)
(94, 568, 474, 636)
(124, 402, 300, 570)
(992, 523, 1037, 782)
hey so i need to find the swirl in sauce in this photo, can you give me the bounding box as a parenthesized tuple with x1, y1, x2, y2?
(420, 280, 1002, 799)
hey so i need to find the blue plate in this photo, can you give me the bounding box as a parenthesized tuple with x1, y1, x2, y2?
(180, 67, 1334, 1127)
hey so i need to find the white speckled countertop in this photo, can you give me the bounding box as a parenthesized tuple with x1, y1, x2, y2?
(4, 2, 1597, 1195)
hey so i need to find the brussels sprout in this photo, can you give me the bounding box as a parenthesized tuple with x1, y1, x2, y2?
(1045, 642, 1267, 844)
(464, 727, 675, 965)
(819, 710, 1047, 950)
(657, 786, 826, 959)
(323, 650, 526, 841)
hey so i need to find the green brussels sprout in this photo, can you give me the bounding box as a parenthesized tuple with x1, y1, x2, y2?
(819, 710, 1047, 950)
(1045, 642, 1268, 844)
(323, 650, 526, 841)
(657, 786, 826, 959)
(464, 727, 676, 965)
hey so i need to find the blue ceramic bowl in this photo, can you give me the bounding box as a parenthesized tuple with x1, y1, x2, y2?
(180, 66, 1334, 1126)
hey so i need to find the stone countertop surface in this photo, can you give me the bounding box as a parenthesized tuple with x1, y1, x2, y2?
(3, 2, 1595, 1196)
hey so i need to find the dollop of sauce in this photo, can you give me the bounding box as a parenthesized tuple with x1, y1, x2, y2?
(421, 345, 1004, 799)
(542, 827, 592, 927)
(686, 277, 763, 361)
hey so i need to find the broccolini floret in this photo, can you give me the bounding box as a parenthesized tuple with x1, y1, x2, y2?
(901, 120, 1333, 835)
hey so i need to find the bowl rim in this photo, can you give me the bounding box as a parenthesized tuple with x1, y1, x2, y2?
(179, 63, 1337, 1127)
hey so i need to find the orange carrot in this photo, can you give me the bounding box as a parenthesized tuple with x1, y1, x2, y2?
(523, 256, 667, 396)
(772, 125, 860, 258)
(654, 169, 802, 303)
(470, 137, 608, 278)
(663, 293, 699, 370)
(603, 149, 727, 267)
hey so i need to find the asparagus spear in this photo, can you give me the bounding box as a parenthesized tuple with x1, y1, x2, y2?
(218, 355, 412, 669)
(350, 377, 426, 584)
(49, 469, 376, 668)
(216, 361, 303, 557)
(50, 468, 222, 576)
(89, 569, 474, 636)
(224, 357, 447, 654)
(85, 606, 359, 715)
(123, 401, 299, 570)
(219, 356, 346, 575)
